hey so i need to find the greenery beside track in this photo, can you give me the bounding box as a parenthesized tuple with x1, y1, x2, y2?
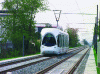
(0, 41, 40, 59)
(0, 0, 47, 60)
(93, 47, 100, 74)
(66, 28, 79, 47)
(0, 52, 40, 61)
(0, 45, 83, 61)
(69, 44, 82, 48)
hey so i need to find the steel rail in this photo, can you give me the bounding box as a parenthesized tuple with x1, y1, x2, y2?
(0, 46, 86, 74)
(36, 47, 85, 74)
(66, 48, 89, 74)
(0, 48, 76, 73)
(0, 55, 43, 67)
(0, 56, 53, 74)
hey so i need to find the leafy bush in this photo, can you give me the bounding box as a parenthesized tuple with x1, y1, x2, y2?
(24, 40, 40, 56)
(77, 42, 82, 47)
(67, 28, 79, 47)
(0, 39, 41, 59)
(35, 41, 40, 53)
(0, 48, 20, 59)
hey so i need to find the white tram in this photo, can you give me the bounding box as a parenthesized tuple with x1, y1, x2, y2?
(40, 28, 69, 55)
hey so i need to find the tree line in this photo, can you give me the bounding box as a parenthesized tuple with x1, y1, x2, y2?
(65, 27, 81, 47)
(0, 0, 48, 58)
(0, 0, 81, 59)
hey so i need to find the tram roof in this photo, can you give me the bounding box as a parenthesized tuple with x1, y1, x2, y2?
(41, 28, 68, 37)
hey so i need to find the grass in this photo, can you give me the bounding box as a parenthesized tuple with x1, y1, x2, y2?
(69, 45, 83, 49)
(0, 52, 40, 61)
(0, 45, 82, 61)
(69, 47, 73, 49)
(93, 47, 100, 74)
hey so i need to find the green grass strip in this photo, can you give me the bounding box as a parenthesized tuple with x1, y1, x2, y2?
(93, 47, 100, 74)
(0, 52, 40, 61)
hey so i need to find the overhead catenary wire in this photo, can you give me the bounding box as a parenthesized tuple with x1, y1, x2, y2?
(55, 13, 96, 15)
(66, 23, 95, 24)
(74, 0, 84, 23)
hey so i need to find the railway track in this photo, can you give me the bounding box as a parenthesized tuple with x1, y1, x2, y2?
(0, 46, 87, 74)
(36, 46, 88, 74)
(0, 55, 53, 74)
(0, 54, 43, 67)
(67, 47, 89, 74)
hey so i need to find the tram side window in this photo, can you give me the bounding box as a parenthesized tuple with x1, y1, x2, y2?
(63, 35, 65, 47)
(57, 35, 61, 47)
(62, 35, 63, 47)
(66, 36, 68, 47)
(65, 36, 67, 47)
(67, 36, 69, 47)
(64, 35, 66, 47)
(60, 35, 62, 47)
(62, 35, 64, 47)
(57, 35, 59, 47)
(60, 35, 63, 47)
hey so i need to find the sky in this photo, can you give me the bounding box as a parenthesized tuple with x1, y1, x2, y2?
(0, 0, 99, 43)
(35, 0, 99, 43)
(35, 0, 98, 29)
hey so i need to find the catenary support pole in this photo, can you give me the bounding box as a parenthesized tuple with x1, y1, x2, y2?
(96, 5, 98, 54)
(99, 20, 100, 41)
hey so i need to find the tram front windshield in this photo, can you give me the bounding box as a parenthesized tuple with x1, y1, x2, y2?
(42, 33, 56, 46)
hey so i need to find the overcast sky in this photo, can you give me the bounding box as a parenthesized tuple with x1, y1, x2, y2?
(35, 0, 98, 30)
(35, 0, 99, 43)
(0, 0, 99, 43)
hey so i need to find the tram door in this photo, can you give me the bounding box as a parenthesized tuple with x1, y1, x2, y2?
(57, 34, 62, 53)
(60, 34, 64, 53)
(62, 35, 64, 53)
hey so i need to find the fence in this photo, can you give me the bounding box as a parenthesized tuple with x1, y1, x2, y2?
(0, 41, 13, 51)
(0, 42, 14, 58)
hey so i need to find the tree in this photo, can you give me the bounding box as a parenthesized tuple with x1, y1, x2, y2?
(83, 39, 89, 45)
(65, 27, 79, 47)
(1, 0, 48, 55)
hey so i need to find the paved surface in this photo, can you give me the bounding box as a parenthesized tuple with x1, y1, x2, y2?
(84, 48, 97, 74)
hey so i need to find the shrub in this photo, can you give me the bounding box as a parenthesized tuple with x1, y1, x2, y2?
(67, 28, 79, 47)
